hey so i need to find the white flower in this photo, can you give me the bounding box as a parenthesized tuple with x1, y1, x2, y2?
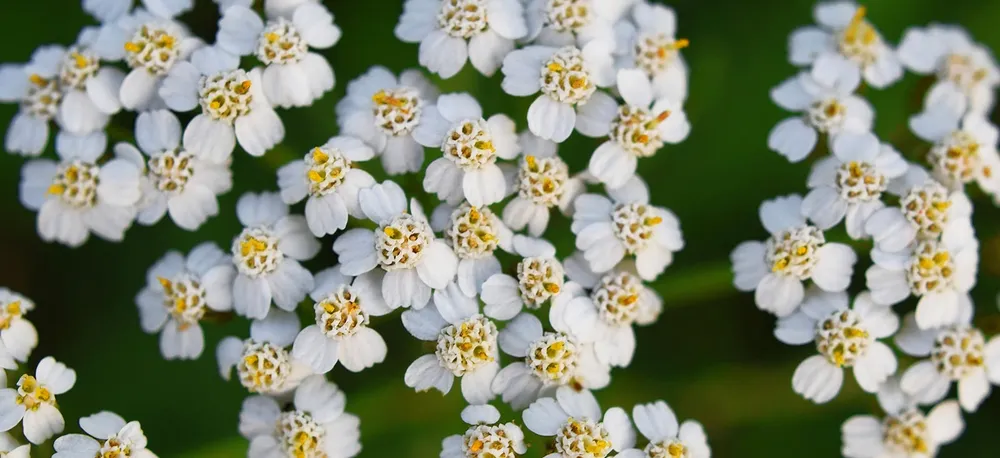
(480, 236, 569, 320)
(617, 400, 711, 458)
(19, 132, 142, 247)
(584, 68, 689, 188)
(0, 46, 74, 156)
(501, 42, 615, 142)
(216, 2, 339, 107)
(277, 136, 376, 237)
(0, 433, 28, 458)
(53, 411, 155, 458)
(563, 251, 664, 327)
(841, 398, 963, 458)
(909, 105, 1000, 195)
(333, 181, 457, 310)
(615, 1, 689, 102)
(85, 0, 193, 23)
(0, 289, 39, 371)
(0, 357, 76, 444)
(768, 54, 872, 163)
(217, 309, 314, 395)
(777, 290, 899, 403)
(571, 177, 683, 281)
(801, 132, 907, 237)
(895, 312, 1000, 412)
(159, 46, 284, 159)
(290, 266, 390, 374)
(866, 165, 974, 253)
(395, 0, 528, 78)
(402, 283, 501, 404)
(501, 131, 586, 236)
(51, 44, 125, 136)
(229, 192, 319, 319)
(121, 110, 233, 230)
(731, 194, 857, 317)
(239, 375, 361, 458)
(898, 24, 1000, 115)
(442, 404, 527, 457)
(522, 386, 635, 457)
(414, 93, 520, 206)
(116, 11, 204, 111)
(492, 309, 610, 408)
(788, 2, 902, 88)
(429, 203, 514, 297)
(865, 227, 977, 330)
(336, 66, 440, 175)
(523, 0, 627, 49)
(136, 243, 236, 360)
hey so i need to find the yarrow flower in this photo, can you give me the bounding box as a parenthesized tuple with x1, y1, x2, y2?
(216, 1, 340, 107)
(402, 283, 500, 404)
(395, 0, 528, 78)
(115, 9, 204, 110)
(731, 194, 857, 317)
(136, 243, 236, 360)
(522, 0, 626, 49)
(52, 411, 155, 458)
(441, 404, 527, 458)
(563, 251, 664, 328)
(617, 400, 711, 458)
(19, 132, 142, 247)
(334, 181, 457, 310)
(414, 93, 521, 207)
(777, 290, 899, 403)
(616, 1, 690, 102)
(229, 191, 320, 319)
(277, 136, 376, 237)
(217, 309, 314, 395)
(429, 202, 514, 297)
(291, 266, 390, 374)
(0, 433, 28, 458)
(0, 357, 76, 444)
(238, 374, 361, 458)
(501, 131, 585, 236)
(336, 66, 440, 175)
(522, 386, 635, 457)
(0, 289, 39, 372)
(480, 236, 568, 320)
(909, 104, 1000, 196)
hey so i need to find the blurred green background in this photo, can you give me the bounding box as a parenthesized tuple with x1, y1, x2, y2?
(1, 0, 999, 456)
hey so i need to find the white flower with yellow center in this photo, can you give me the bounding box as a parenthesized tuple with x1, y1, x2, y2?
(583, 68, 689, 188)
(502, 42, 615, 142)
(481, 236, 568, 320)
(865, 228, 977, 330)
(442, 404, 527, 457)
(415, 93, 520, 206)
(336, 66, 440, 175)
(291, 266, 391, 374)
(523, 0, 628, 49)
(491, 311, 610, 410)
(54, 45, 125, 135)
(216, 2, 339, 107)
(402, 283, 501, 403)
(395, 0, 528, 78)
(239, 375, 361, 458)
(334, 181, 458, 310)
(53, 411, 156, 458)
(0, 357, 76, 444)
(571, 178, 683, 281)
(0, 433, 28, 458)
(616, 400, 711, 458)
(19, 132, 142, 247)
(866, 165, 974, 253)
(768, 54, 874, 163)
(0, 46, 71, 156)
(563, 251, 665, 328)
(116, 110, 233, 231)
(789, 3, 902, 89)
(136, 243, 236, 360)
(159, 46, 284, 160)
(229, 192, 320, 319)
(501, 132, 586, 236)
(522, 386, 635, 458)
(731, 194, 857, 317)
(117, 13, 204, 111)
(430, 202, 514, 297)
(0, 289, 39, 372)
(898, 24, 999, 116)
(776, 290, 898, 403)
(895, 312, 1000, 412)
(615, 1, 689, 103)
(217, 309, 314, 395)
(277, 137, 376, 237)
(802, 132, 907, 238)
(909, 106, 1000, 195)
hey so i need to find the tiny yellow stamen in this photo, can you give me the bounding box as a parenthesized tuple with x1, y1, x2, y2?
(525, 155, 538, 171)
(670, 38, 689, 50)
(384, 227, 402, 239)
(28, 74, 47, 86)
(470, 440, 484, 452)
(47, 184, 65, 195)
(543, 283, 560, 294)
(235, 80, 251, 95)
(265, 32, 280, 43)
(307, 170, 323, 182)
(311, 148, 329, 163)
(71, 52, 88, 69)
(124, 42, 141, 53)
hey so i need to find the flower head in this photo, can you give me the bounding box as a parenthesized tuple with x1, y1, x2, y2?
(53, 411, 155, 458)
(0, 357, 76, 444)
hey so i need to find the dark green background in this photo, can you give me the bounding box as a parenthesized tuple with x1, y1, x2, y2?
(1, 0, 999, 456)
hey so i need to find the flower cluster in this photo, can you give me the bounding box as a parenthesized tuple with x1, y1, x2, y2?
(2, 0, 710, 455)
(734, 2, 1000, 456)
